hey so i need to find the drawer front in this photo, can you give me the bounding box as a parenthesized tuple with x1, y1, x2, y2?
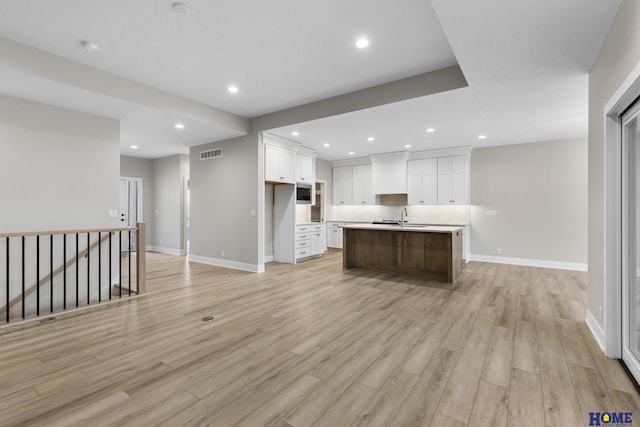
(295, 239, 310, 249)
(296, 225, 311, 233)
(311, 224, 325, 232)
(295, 248, 311, 259)
(295, 233, 310, 241)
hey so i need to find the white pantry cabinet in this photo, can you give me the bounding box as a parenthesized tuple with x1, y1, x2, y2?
(265, 144, 296, 183)
(437, 156, 469, 205)
(407, 159, 438, 205)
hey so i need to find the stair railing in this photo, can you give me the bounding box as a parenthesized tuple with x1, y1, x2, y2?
(0, 223, 146, 323)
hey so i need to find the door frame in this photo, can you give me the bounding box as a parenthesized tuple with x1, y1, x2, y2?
(602, 61, 640, 358)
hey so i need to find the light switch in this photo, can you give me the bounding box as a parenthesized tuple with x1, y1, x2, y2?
(250, 209, 256, 217)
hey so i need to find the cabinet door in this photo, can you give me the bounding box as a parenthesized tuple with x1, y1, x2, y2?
(437, 157, 453, 204)
(450, 156, 468, 204)
(297, 155, 313, 183)
(421, 159, 438, 204)
(333, 167, 353, 205)
(352, 164, 375, 205)
(437, 156, 468, 204)
(407, 160, 423, 205)
(265, 145, 281, 182)
(279, 148, 295, 182)
(310, 231, 323, 255)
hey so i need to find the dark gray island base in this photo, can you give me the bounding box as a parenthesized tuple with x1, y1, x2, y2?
(342, 224, 463, 283)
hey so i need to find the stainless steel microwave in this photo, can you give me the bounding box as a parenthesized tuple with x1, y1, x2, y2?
(296, 184, 312, 204)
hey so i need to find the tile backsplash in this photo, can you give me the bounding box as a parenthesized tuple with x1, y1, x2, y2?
(296, 201, 470, 225)
(326, 204, 470, 225)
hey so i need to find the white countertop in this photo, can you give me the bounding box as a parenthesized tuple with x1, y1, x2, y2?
(340, 223, 463, 233)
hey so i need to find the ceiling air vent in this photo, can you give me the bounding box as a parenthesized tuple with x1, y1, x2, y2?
(200, 148, 222, 160)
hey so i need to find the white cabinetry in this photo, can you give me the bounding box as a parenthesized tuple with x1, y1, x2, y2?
(327, 222, 344, 249)
(437, 156, 469, 205)
(296, 223, 326, 260)
(296, 154, 314, 184)
(352, 165, 376, 205)
(265, 144, 295, 183)
(295, 224, 312, 259)
(310, 223, 326, 256)
(333, 165, 376, 206)
(407, 159, 437, 205)
(333, 167, 353, 205)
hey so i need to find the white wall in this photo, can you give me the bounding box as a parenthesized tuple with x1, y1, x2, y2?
(588, 0, 640, 332)
(470, 139, 588, 267)
(189, 133, 261, 271)
(0, 95, 120, 232)
(152, 154, 189, 254)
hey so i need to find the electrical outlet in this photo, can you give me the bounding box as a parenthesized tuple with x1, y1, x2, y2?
(221, 250, 225, 257)
(108, 209, 118, 218)
(497, 248, 502, 255)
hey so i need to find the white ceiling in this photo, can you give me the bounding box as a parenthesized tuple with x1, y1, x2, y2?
(0, 0, 622, 160)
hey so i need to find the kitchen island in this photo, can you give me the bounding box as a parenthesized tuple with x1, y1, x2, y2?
(342, 224, 463, 283)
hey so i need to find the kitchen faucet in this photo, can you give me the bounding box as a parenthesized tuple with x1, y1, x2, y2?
(400, 207, 408, 229)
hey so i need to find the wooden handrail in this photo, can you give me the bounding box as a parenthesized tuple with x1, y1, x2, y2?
(0, 226, 135, 239)
(0, 232, 114, 317)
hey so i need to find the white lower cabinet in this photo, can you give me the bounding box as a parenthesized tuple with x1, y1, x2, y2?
(327, 222, 344, 249)
(296, 223, 326, 261)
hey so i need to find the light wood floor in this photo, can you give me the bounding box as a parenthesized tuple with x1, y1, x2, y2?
(1, 250, 639, 426)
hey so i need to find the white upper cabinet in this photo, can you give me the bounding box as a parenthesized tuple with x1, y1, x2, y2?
(265, 144, 296, 183)
(352, 164, 376, 205)
(407, 159, 437, 205)
(437, 155, 469, 205)
(333, 166, 353, 205)
(296, 154, 314, 183)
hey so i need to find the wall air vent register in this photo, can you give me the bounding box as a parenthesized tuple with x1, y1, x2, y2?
(200, 148, 222, 160)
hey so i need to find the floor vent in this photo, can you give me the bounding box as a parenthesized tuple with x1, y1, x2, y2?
(200, 148, 222, 160)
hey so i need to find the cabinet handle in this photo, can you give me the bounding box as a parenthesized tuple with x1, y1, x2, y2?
(300, 251, 307, 255)
(280, 176, 284, 180)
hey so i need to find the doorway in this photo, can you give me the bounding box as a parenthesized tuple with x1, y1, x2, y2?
(119, 177, 143, 251)
(622, 99, 640, 382)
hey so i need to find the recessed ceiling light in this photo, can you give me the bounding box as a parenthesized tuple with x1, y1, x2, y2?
(291, 131, 299, 136)
(172, 2, 191, 14)
(130, 145, 138, 150)
(478, 135, 487, 140)
(175, 123, 185, 129)
(323, 143, 331, 147)
(348, 151, 355, 155)
(355, 38, 369, 49)
(404, 144, 412, 148)
(367, 137, 375, 142)
(228, 85, 239, 93)
(426, 128, 435, 133)
(81, 40, 99, 52)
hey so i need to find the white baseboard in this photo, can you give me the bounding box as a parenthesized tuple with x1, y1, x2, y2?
(264, 255, 274, 263)
(188, 254, 264, 273)
(468, 254, 588, 272)
(147, 246, 186, 256)
(585, 308, 606, 354)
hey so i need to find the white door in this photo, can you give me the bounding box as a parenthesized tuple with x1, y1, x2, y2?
(622, 99, 640, 382)
(119, 177, 143, 251)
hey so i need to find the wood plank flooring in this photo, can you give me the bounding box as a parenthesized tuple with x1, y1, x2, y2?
(1, 250, 639, 426)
